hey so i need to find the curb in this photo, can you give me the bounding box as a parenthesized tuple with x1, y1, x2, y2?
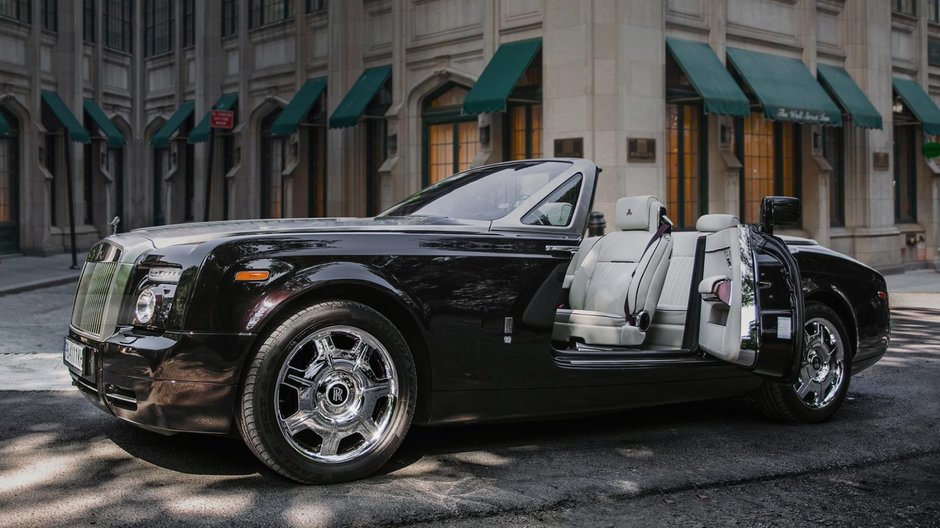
(0, 275, 79, 296)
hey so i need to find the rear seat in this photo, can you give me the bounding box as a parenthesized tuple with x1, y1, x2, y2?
(645, 213, 740, 348)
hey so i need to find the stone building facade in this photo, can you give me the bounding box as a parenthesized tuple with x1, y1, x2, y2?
(1, 0, 939, 272)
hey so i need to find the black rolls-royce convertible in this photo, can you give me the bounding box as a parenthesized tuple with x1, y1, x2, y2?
(64, 159, 890, 483)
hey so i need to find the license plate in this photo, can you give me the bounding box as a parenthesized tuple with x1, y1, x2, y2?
(64, 338, 85, 373)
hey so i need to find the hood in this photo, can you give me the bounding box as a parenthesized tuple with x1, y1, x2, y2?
(117, 216, 487, 250)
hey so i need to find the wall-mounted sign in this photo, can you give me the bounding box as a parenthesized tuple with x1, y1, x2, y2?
(873, 151, 890, 171)
(210, 110, 235, 129)
(774, 108, 835, 124)
(554, 137, 584, 158)
(627, 138, 656, 163)
(929, 38, 940, 67)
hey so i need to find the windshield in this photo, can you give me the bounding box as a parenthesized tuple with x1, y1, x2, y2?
(378, 161, 574, 221)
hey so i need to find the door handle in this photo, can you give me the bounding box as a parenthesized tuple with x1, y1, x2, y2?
(545, 245, 579, 254)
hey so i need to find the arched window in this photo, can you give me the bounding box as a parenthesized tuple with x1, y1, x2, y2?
(0, 106, 19, 253)
(422, 84, 479, 186)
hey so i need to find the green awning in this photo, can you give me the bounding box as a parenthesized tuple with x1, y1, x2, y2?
(83, 99, 126, 146)
(665, 37, 749, 117)
(188, 92, 239, 144)
(892, 77, 940, 136)
(272, 78, 327, 136)
(816, 65, 882, 129)
(41, 90, 91, 143)
(463, 38, 542, 115)
(151, 101, 195, 147)
(0, 112, 8, 136)
(726, 48, 842, 126)
(329, 65, 392, 129)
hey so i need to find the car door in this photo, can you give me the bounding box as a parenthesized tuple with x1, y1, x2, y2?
(697, 224, 804, 381)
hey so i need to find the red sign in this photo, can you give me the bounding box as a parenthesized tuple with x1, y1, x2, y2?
(210, 109, 235, 130)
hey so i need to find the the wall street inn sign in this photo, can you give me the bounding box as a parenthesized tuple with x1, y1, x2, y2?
(774, 108, 836, 124)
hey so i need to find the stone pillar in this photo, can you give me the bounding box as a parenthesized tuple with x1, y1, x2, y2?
(843, 0, 898, 268)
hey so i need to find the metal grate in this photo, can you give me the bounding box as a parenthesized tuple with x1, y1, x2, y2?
(71, 261, 119, 337)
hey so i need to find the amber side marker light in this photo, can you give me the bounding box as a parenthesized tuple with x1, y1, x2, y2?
(235, 270, 271, 282)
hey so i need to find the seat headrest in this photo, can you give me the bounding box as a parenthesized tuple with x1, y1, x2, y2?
(696, 214, 740, 233)
(615, 195, 665, 231)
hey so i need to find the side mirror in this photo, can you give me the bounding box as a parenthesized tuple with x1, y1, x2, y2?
(759, 196, 801, 235)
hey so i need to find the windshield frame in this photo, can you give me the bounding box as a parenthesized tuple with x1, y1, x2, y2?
(379, 158, 598, 237)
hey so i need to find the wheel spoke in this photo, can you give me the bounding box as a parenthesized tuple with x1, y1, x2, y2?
(314, 336, 336, 369)
(283, 410, 313, 436)
(357, 416, 379, 438)
(362, 380, 392, 411)
(796, 379, 812, 399)
(319, 430, 343, 456)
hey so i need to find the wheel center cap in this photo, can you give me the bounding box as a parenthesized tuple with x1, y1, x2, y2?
(326, 382, 350, 405)
(812, 356, 822, 370)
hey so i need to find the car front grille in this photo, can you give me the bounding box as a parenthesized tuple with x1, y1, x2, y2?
(70, 259, 133, 339)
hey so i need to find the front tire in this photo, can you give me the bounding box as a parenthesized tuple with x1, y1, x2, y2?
(237, 300, 416, 484)
(755, 302, 852, 423)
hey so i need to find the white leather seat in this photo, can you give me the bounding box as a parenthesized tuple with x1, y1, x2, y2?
(553, 196, 673, 346)
(646, 213, 740, 348)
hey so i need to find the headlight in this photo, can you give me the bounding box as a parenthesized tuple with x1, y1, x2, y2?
(148, 267, 182, 283)
(135, 288, 158, 324)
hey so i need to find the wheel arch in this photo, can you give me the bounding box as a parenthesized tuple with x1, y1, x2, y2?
(240, 273, 434, 425)
(804, 286, 859, 359)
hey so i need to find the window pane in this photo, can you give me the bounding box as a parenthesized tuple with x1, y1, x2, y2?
(743, 113, 775, 224)
(457, 121, 479, 172)
(531, 104, 542, 158)
(894, 125, 917, 222)
(508, 106, 526, 161)
(823, 127, 844, 226)
(780, 122, 796, 197)
(428, 123, 454, 185)
(665, 103, 702, 229)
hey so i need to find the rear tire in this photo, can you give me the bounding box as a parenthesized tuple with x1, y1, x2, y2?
(237, 300, 416, 484)
(755, 302, 852, 423)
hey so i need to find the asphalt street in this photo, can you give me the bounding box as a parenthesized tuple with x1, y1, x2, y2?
(0, 283, 937, 527)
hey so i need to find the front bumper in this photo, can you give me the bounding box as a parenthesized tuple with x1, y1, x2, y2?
(67, 328, 256, 434)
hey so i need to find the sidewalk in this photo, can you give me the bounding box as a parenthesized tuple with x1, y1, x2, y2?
(0, 253, 85, 296)
(885, 269, 940, 309)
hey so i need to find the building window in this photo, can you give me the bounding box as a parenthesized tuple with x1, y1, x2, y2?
(182, 0, 194, 48)
(145, 0, 173, 57)
(152, 146, 168, 225)
(108, 146, 124, 224)
(260, 111, 286, 218)
(365, 80, 391, 216)
(0, 107, 19, 253)
(893, 0, 917, 16)
(423, 84, 479, 186)
(83, 115, 94, 225)
(930, 0, 940, 22)
(41, 0, 56, 32)
(45, 133, 59, 226)
(104, 0, 132, 52)
(305, 0, 325, 12)
(894, 125, 917, 223)
(665, 103, 706, 230)
(506, 104, 542, 161)
(249, 0, 291, 29)
(222, 0, 238, 37)
(0, 0, 30, 24)
(83, 0, 95, 42)
(822, 127, 845, 227)
(736, 113, 800, 224)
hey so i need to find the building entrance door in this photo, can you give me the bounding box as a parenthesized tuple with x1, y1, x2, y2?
(0, 108, 19, 254)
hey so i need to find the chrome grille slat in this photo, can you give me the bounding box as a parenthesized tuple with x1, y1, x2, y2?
(71, 261, 121, 337)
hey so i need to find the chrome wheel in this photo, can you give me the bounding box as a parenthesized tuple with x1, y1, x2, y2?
(794, 316, 846, 409)
(274, 325, 398, 464)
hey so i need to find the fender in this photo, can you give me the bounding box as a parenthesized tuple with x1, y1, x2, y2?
(800, 275, 860, 358)
(241, 260, 429, 338)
